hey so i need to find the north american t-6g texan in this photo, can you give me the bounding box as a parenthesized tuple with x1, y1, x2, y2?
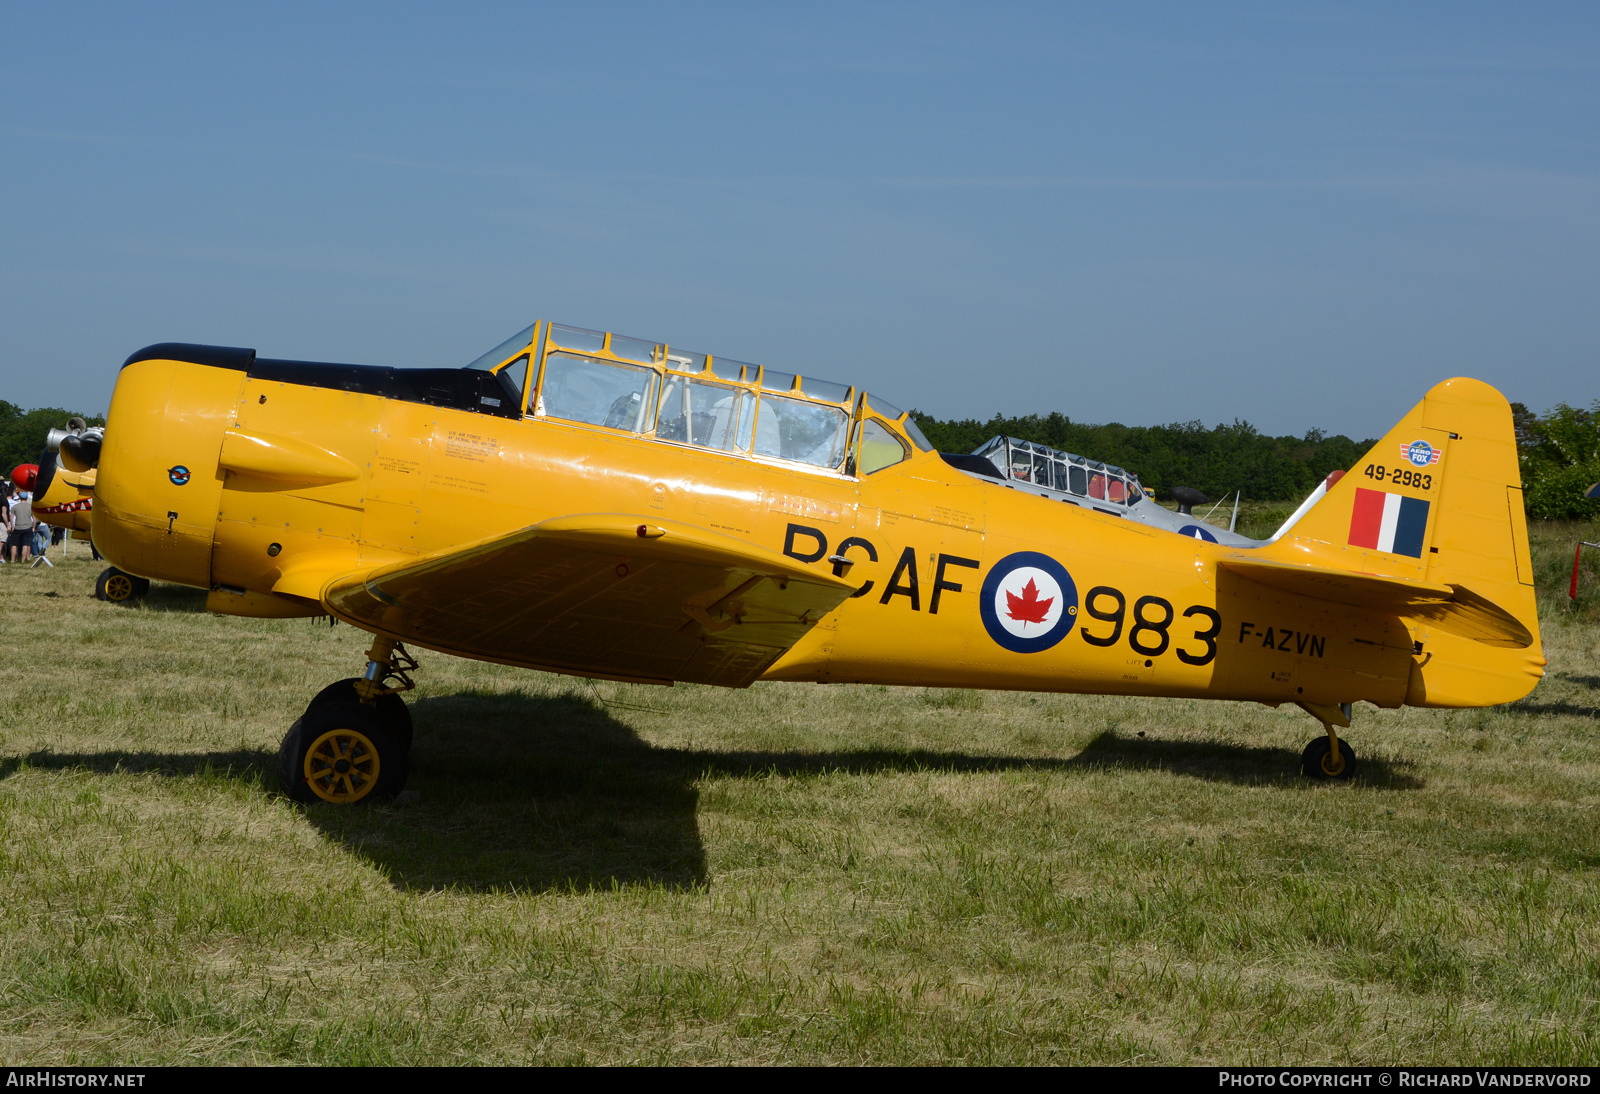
(48, 321, 1543, 804)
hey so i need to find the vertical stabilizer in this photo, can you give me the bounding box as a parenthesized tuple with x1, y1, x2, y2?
(1264, 378, 1542, 707)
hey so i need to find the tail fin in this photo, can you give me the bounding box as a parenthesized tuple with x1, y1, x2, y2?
(1262, 377, 1542, 706)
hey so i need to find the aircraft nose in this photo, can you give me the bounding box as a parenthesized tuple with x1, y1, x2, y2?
(59, 430, 102, 472)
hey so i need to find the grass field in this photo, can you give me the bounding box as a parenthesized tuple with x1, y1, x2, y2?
(0, 521, 1597, 1065)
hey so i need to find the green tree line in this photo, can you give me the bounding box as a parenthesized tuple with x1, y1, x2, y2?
(0, 402, 105, 477)
(912, 410, 1372, 503)
(1514, 401, 1600, 520)
(914, 400, 1600, 514)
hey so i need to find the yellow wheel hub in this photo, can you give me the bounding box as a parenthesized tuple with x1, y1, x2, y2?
(104, 574, 134, 601)
(303, 727, 381, 804)
(1320, 746, 1346, 777)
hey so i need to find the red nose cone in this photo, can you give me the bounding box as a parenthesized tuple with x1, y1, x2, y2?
(11, 464, 36, 490)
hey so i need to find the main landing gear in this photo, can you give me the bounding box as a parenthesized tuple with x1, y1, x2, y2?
(95, 567, 149, 603)
(279, 635, 418, 805)
(1297, 701, 1357, 781)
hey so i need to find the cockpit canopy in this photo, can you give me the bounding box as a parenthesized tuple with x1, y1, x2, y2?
(463, 321, 932, 476)
(972, 436, 1144, 506)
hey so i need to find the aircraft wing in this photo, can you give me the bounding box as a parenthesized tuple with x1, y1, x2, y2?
(1218, 556, 1532, 648)
(320, 515, 856, 687)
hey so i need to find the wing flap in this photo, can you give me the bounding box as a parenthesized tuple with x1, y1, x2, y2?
(1218, 556, 1532, 648)
(323, 514, 854, 686)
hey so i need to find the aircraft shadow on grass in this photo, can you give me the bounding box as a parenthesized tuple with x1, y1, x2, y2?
(139, 586, 208, 613)
(1063, 730, 1421, 791)
(1504, 698, 1600, 719)
(0, 690, 1420, 895)
(92, 585, 209, 613)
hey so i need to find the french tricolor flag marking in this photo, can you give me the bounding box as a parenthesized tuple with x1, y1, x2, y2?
(1348, 488, 1430, 557)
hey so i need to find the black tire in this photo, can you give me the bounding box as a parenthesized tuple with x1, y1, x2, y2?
(279, 702, 408, 805)
(95, 567, 149, 603)
(1301, 736, 1357, 781)
(304, 678, 413, 752)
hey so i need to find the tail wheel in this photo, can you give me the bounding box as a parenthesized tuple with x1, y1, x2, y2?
(95, 567, 150, 603)
(304, 678, 414, 752)
(1301, 736, 1357, 781)
(279, 703, 408, 805)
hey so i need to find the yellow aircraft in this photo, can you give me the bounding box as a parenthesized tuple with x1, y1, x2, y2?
(31, 423, 149, 602)
(59, 322, 1543, 804)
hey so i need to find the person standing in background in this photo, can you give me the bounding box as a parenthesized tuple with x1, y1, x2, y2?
(0, 484, 11, 563)
(6, 485, 34, 563)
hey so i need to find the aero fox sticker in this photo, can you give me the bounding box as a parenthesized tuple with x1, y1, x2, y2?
(1400, 439, 1442, 467)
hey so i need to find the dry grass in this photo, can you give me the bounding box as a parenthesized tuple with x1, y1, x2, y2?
(0, 528, 1596, 1064)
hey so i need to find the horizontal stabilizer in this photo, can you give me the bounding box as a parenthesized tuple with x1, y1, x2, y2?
(1218, 556, 1532, 648)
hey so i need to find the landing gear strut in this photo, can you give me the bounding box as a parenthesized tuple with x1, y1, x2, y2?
(279, 635, 418, 804)
(1298, 701, 1356, 781)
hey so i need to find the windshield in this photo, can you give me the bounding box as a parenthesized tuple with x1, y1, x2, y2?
(465, 323, 538, 371)
(903, 417, 934, 451)
(858, 419, 908, 474)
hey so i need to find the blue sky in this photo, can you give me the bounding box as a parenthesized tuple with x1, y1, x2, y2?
(1, 2, 1595, 439)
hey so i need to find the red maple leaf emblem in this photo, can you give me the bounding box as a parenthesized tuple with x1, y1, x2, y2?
(1005, 577, 1054, 627)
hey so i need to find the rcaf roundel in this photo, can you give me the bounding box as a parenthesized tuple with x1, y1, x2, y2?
(979, 551, 1080, 654)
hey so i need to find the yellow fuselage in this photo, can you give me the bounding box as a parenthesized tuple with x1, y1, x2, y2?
(93, 349, 1543, 712)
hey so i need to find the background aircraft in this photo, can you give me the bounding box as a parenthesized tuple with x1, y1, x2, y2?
(51, 322, 1542, 804)
(954, 434, 1318, 548)
(30, 422, 145, 600)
